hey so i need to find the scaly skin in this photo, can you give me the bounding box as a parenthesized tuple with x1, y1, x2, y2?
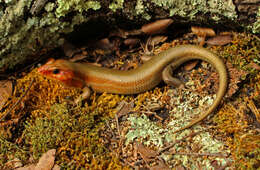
(38, 45, 228, 133)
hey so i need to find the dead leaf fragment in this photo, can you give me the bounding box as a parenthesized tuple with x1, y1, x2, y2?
(150, 159, 171, 170)
(206, 35, 232, 46)
(184, 60, 199, 71)
(136, 143, 157, 163)
(0, 80, 13, 110)
(35, 149, 56, 170)
(142, 19, 173, 35)
(116, 101, 134, 118)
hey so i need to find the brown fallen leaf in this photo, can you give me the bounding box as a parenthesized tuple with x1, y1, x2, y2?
(150, 159, 171, 170)
(206, 35, 232, 46)
(35, 149, 56, 170)
(142, 19, 173, 35)
(0, 80, 13, 110)
(184, 60, 199, 71)
(16, 164, 36, 170)
(116, 101, 134, 118)
(5, 158, 23, 169)
(136, 143, 157, 163)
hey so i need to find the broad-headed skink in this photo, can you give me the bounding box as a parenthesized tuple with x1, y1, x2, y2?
(38, 45, 227, 133)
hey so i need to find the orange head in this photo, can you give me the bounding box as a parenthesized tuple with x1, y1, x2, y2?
(38, 58, 85, 88)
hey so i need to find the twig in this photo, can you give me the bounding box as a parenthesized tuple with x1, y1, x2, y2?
(0, 118, 19, 126)
(158, 130, 203, 154)
(171, 152, 228, 158)
(114, 114, 121, 135)
(0, 79, 34, 121)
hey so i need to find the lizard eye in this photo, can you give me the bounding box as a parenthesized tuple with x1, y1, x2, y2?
(52, 69, 60, 74)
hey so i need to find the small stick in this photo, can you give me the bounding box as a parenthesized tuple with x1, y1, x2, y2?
(0, 79, 34, 121)
(158, 130, 203, 154)
(171, 152, 228, 158)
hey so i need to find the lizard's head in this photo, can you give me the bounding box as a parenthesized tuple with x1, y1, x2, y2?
(38, 58, 85, 88)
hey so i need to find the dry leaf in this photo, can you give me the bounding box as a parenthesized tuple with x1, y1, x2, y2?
(191, 26, 216, 37)
(0, 80, 13, 110)
(136, 143, 157, 162)
(116, 101, 134, 118)
(184, 60, 199, 71)
(35, 149, 56, 170)
(16, 164, 36, 170)
(5, 158, 23, 169)
(142, 19, 173, 35)
(150, 159, 171, 170)
(206, 35, 232, 46)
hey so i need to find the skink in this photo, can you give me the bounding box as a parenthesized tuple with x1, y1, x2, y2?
(38, 45, 228, 133)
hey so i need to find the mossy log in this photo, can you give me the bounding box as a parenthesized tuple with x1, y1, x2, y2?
(0, 0, 259, 71)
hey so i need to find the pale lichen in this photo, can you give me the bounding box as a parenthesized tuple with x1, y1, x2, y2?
(109, 0, 124, 12)
(150, 0, 236, 20)
(55, 0, 101, 18)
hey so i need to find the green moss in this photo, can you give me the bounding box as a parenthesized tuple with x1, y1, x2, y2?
(55, 0, 101, 18)
(0, 137, 29, 167)
(252, 7, 260, 33)
(23, 102, 110, 168)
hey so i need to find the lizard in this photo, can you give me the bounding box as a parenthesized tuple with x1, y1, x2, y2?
(38, 45, 228, 133)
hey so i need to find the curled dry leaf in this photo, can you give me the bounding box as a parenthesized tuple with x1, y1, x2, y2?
(0, 80, 13, 110)
(184, 60, 199, 71)
(142, 19, 173, 35)
(206, 35, 233, 46)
